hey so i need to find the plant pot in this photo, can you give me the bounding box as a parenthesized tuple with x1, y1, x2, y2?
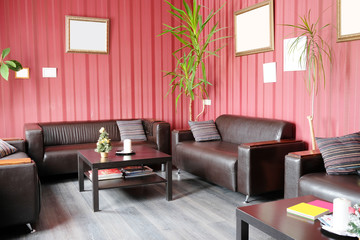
(100, 152, 108, 158)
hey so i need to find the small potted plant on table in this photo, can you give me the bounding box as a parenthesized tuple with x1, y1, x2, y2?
(95, 127, 112, 158)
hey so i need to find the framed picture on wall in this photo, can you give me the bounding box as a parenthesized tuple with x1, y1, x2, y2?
(65, 16, 109, 54)
(15, 68, 29, 79)
(337, 0, 360, 42)
(234, 0, 274, 56)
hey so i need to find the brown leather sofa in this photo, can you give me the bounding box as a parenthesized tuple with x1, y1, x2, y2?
(25, 119, 170, 176)
(285, 150, 360, 204)
(172, 114, 306, 202)
(0, 139, 41, 231)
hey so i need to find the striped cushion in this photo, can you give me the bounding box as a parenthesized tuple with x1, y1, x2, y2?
(316, 132, 360, 175)
(116, 120, 147, 141)
(0, 139, 17, 158)
(189, 120, 221, 142)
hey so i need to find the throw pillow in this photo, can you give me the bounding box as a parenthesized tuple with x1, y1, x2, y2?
(116, 120, 147, 141)
(188, 120, 221, 142)
(0, 139, 17, 158)
(316, 132, 360, 175)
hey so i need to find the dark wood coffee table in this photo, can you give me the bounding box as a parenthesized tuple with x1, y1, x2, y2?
(78, 145, 172, 212)
(236, 195, 340, 240)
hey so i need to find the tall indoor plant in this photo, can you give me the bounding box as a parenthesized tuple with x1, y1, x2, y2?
(0, 48, 22, 80)
(160, 0, 227, 121)
(284, 10, 332, 150)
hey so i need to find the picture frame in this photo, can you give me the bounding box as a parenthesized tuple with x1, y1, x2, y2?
(15, 68, 29, 79)
(337, 0, 360, 42)
(234, 0, 274, 56)
(65, 16, 109, 54)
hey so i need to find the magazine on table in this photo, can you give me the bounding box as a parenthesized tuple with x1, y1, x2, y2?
(88, 168, 123, 181)
(121, 166, 155, 178)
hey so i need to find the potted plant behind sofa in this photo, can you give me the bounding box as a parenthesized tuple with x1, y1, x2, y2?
(0, 48, 23, 80)
(159, 0, 228, 121)
(283, 10, 332, 150)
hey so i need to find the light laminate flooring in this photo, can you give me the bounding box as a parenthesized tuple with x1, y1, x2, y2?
(0, 170, 278, 240)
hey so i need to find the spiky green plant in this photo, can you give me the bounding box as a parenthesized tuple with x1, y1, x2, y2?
(0, 48, 23, 81)
(283, 10, 332, 150)
(159, 0, 227, 121)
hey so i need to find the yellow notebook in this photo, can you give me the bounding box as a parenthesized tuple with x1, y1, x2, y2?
(287, 202, 330, 220)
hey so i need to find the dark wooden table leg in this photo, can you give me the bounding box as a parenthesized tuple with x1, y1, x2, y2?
(166, 159, 172, 201)
(92, 168, 99, 212)
(78, 155, 84, 192)
(236, 218, 249, 240)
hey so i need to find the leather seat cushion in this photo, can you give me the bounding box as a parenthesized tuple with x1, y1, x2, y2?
(43, 141, 157, 175)
(0, 151, 29, 160)
(299, 172, 360, 204)
(176, 141, 238, 191)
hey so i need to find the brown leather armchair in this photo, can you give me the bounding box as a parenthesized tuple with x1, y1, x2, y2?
(0, 139, 41, 231)
(173, 115, 306, 202)
(285, 150, 360, 204)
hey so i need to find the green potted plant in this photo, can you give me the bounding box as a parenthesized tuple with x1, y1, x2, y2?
(160, 0, 227, 121)
(95, 127, 112, 158)
(283, 10, 332, 150)
(0, 48, 23, 81)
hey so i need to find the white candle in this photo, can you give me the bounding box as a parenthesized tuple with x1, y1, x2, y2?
(123, 139, 132, 153)
(333, 198, 351, 232)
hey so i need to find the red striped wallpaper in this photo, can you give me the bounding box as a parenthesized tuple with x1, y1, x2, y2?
(196, 0, 360, 145)
(0, 0, 181, 138)
(0, 0, 359, 146)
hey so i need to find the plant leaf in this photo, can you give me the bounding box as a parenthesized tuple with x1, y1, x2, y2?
(1, 48, 10, 59)
(0, 63, 9, 80)
(5, 60, 16, 68)
(7, 60, 22, 71)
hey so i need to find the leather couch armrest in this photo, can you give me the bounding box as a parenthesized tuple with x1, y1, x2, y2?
(142, 119, 171, 155)
(0, 161, 41, 227)
(284, 150, 324, 199)
(171, 130, 194, 167)
(237, 140, 306, 196)
(24, 123, 44, 167)
(152, 121, 171, 155)
(172, 129, 194, 143)
(3, 138, 26, 152)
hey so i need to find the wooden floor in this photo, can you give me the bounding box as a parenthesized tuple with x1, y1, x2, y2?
(0, 170, 278, 240)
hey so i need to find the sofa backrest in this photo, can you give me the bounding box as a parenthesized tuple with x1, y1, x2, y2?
(215, 115, 295, 145)
(40, 120, 121, 146)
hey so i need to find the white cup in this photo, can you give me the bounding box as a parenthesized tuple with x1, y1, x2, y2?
(123, 139, 132, 153)
(333, 198, 351, 232)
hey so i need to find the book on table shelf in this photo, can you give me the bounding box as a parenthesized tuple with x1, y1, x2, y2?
(87, 166, 155, 181)
(287, 202, 330, 221)
(121, 165, 155, 178)
(88, 168, 123, 181)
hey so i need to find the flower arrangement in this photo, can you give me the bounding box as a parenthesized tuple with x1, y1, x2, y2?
(349, 204, 360, 237)
(95, 127, 112, 153)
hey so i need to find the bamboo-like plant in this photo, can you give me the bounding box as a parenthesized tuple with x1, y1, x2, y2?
(160, 0, 227, 121)
(283, 10, 332, 150)
(0, 48, 23, 81)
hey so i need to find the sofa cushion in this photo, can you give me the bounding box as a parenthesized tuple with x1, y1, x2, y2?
(117, 120, 147, 141)
(175, 141, 237, 191)
(299, 172, 360, 204)
(215, 115, 295, 145)
(188, 120, 221, 142)
(0, 140, 17, 158)
(316, 132, 360, 175)
(41, 121, 121, 146)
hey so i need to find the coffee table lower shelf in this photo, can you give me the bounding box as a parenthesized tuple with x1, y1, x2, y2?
(84, 172, 167, 189)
